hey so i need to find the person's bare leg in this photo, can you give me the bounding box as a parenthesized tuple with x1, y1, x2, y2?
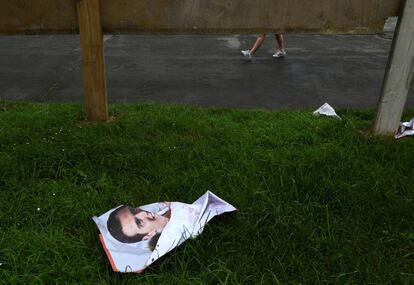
(272, 34, 286, 58)
(275, 34, 285, 50)
(250, 34, 266, 55)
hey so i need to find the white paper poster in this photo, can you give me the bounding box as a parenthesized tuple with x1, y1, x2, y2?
(93, 191, 236, 273)
(395, 117, 414, 139)
(313, 103, 341, 119)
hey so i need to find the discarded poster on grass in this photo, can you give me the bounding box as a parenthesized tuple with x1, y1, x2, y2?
(313, 103, 341, 119)
(395, 117, 414, 139)
(93, 191, 236, 273)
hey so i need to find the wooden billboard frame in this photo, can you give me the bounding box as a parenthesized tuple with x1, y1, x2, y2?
(374, 0, 414, 135)
(77, 0, 108, 121)
(1, 0, 413, 135)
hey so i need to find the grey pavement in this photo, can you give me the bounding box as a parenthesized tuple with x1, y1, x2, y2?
(1, 23, 413, 110)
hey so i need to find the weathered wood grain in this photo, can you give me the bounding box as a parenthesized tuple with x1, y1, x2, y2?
(77, 0, 108, 121)
(0, 0, 402, 34)
(374, 0, 414, 135)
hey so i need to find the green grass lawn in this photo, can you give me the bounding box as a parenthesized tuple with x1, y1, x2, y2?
(0, 101, 413, 284)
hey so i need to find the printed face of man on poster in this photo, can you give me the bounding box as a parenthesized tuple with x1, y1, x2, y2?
(107, 203, 171, 245)
(93, 191, 236, 273)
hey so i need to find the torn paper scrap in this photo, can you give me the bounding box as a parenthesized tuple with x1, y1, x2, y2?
(92, 191, 236, 273)
(313, 103, 341, 119)
(395, 117, 414, 139)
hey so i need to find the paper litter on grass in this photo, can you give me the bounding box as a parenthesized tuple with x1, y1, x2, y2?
(93, 191, 236, 273)
(395, 117, 414, 139)
(313, 103, 341, 119)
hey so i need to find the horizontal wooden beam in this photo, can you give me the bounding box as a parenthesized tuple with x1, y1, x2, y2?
(0, 0, 402, 35)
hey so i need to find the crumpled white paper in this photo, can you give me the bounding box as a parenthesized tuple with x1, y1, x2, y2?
(93, 191, 236, 273)
(313, 103, 341, 119)
(395, 117, 414, 139)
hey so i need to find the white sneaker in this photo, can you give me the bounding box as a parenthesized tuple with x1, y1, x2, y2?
(272, 49, 286, 58)
(241, 50, 252, 60)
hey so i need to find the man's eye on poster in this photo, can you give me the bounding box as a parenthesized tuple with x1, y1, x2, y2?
(93, 191, 236, 273)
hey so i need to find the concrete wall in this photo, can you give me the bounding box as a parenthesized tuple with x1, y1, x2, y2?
(0, 0, 402, 35)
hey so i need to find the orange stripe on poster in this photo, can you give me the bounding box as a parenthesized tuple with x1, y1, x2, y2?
(99, 234, 119, 272)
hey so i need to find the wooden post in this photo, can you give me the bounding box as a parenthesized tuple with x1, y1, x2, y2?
(76, 0, 108, 121)
(373, 0, 414, 135)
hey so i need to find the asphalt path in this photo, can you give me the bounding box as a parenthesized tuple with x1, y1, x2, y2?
(1, 32, 413, 110)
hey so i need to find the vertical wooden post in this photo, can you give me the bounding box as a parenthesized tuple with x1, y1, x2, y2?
(373, 0, 414, 135)
(76, 0, 108, 121)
